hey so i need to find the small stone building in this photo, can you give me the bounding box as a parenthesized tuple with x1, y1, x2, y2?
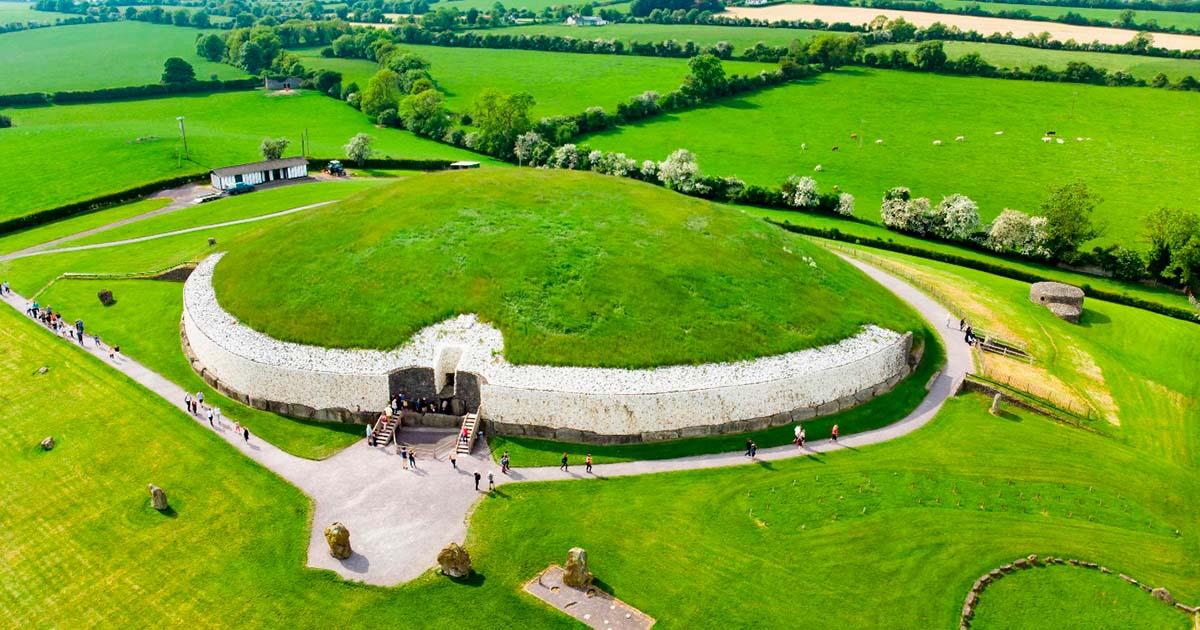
(264, 76, 303, 90)
(1030, 281, 1085, 323)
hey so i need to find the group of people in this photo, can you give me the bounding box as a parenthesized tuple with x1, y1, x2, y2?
(389, 392, 446, 415)
(557, 452, 594, 473)
(24, 300, 122, 359)
(185, 391, 250, 443)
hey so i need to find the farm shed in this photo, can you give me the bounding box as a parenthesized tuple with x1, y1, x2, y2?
(210, 157, 308, 190)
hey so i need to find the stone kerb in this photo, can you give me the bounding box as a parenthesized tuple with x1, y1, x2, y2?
(184, 253, 915, 439)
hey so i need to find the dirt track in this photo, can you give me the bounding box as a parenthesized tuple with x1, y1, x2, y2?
(725, 4, 1200, 51)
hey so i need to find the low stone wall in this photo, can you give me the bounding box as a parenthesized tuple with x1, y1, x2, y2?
(959, 555, 1197, 629)
(183, 253, 916, 440)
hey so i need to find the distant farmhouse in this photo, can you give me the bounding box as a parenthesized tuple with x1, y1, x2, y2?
(744, 0, 771, 5)
(564, 14, 607, 26)
(210, 157, 308, 190)
(264, 77, 304, 91)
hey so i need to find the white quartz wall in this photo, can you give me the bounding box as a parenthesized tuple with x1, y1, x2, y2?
(184, 253, 913, 433)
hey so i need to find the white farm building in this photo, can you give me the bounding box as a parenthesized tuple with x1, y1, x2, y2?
(210, 157, 309, 191)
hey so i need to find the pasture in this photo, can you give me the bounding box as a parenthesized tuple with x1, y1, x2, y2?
(873, 40, 1200, 81)
(0, 89, 495, 223)
(0, 21, 245, 94)
(585, 68, 1200, 245)
(3, 293, 1195, 627)
(292, 44, 773, 116)
(931, 0, 1200, 32)
(466, 22, 828, 51)
(0, 0, 74, 24)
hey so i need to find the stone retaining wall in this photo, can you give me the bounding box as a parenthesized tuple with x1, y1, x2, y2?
(182, 253, 916, 441)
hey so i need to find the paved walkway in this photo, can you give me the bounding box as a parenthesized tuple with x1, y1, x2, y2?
(0, 201, 335, 262)
(0, 254, 971, 586)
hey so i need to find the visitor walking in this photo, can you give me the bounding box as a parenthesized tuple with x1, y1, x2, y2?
(488, 472, 495, 491)
(964, 326, 975, 346)
(196, 391, 204, 408)
(500, 452, 510, 474)
(399, 445, 408, 469)
(831, 424, 839, 443)
(559, 452, 568, 472)
(798, 426, 806, 448)
(213, 407, 223, 428)
(958, 317, 966, 331)
(585, 453, 593, 474)
(793, 424, 802, 445)
(745, 439, 753, 457)
(408, 449, 416, 469)
(207, 407, 215, 428)
(449, 451, 457, 469)
(91, 333, 101, 349)
(74, 319, 84, 343)
(234, 421, 242, 436)
(242, 427, 250, 443)
(473, 470, 481, 491)
(366, 423, 374, 446)
(184, 393, 193, 414)
(749, 440, 758, 458)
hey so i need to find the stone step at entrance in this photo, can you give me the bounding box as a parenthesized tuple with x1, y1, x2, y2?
(456, 413, 479, 455)
(396, 426, 459, 460)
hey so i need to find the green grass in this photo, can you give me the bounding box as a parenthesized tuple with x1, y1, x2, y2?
(929, 0, 1200, 32)
(466, 22, 827, 51)
(214, 168, 925, 366)
(585, 67, 1200, 246)
(0, 180, 403, 458)
(744, 205, 1195, 313)
(0, 89, 496, 223)
(2, 261, 1196, 627)
(0, 1, 74, 24)
(872, 40, 1200, 81)
(0, 197, 169, 256)
(491, 327, 945, 465)
(63, 178, 390, 246)
(292, 44, 773, 116)
(0, 22, 246, 94)
(970, 565, 1190, 629)
(436, 0, 629, 10)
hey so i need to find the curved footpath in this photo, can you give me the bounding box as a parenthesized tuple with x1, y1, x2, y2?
(0, 253, 971, 586)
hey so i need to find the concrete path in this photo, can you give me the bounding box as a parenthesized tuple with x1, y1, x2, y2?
(0, 253, 972, 587)
(0, 201, 335, 262)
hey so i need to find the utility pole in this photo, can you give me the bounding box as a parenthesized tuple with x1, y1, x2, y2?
(176, 116, 189, 160)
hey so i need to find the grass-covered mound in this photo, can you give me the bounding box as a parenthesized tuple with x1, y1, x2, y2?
(213, 168, 922, 368)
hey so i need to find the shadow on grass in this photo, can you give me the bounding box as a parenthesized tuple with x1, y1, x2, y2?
(449, 571, 487, 588)
(487, 488, 511, 500)
(156, 505, 179, 518)
(754, 459, 776, 470)
(994, 410, 1023, 423)
(592, 576, 618, 598)
(1078, 309, 1112, 327)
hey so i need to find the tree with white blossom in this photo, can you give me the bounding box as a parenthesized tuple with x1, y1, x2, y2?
(514, 131, 542, 166)
(657, 149, 708, 194)
(549, 143, 584, 170)
(934, 194, 981, 240)
(836, 192, 855, 217)
(987, 209, 1052, 258)
(781, 175, 819, 209)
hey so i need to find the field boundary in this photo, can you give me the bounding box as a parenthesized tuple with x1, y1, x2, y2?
(779, 222, 1199, 323)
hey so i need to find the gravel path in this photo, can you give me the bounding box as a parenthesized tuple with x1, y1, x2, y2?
(0, 253, 971, 587)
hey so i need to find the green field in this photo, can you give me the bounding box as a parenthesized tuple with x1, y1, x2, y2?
(872, 40, 1200, 81)
(4, 292, 1196, 626)
(0, 21, 246, 93)
(214, 168, 923, 366)
(466, 22, 827, 51)
(0, 0, 74, 24)
(0, 197, 169, 256)
(433, 0, 629, 11)
(0, 89, 495, 223)
(930, 0, 1200, 32)
(586, 68, 1200, 246)
(0, 183, 394, 458)
(292, 44, 773, 116)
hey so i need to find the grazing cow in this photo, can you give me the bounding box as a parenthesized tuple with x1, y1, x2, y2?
(850, 133, 859, 140)
(801, 143, 807, 150)
(875, 139, 884, 145)
(994, 131, 1004, 135)
(1076, 137, 1084, 142)
(1056, 138, 1065, 144)
(831, 146, 839, 151)
(1041, 137, 1053, 143)
(955, 135, 965, 142)
(1045, 130, 1056, 135)
(932, 140, 943, 146)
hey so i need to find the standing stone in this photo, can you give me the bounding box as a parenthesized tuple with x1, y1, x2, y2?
(990, 394, 1002, 415)
(148, 484, 169, 511)
(39, 436, 55, 451)
(1151, 588, 1173, 604)
(97, 290, 115, 306)
(563, 547, 593, 589)
(436, 542, 472, 578)
(325, 522, 351, 559)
